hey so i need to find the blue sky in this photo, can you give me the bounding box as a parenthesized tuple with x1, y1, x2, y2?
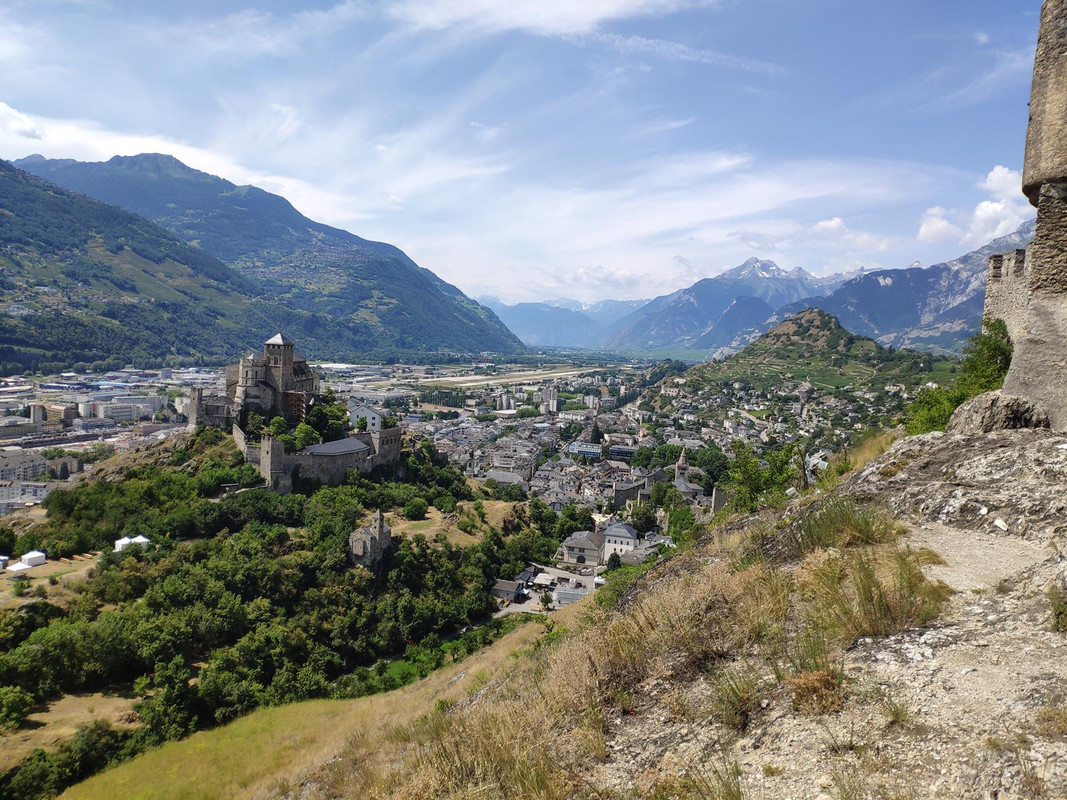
(0, 0, 1042, 302)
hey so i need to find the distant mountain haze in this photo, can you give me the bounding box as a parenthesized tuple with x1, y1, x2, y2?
(604, 223, 1035, 355)
(13, 153, 522, 356)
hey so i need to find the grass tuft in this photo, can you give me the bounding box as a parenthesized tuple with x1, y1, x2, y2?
(806, 547, 951, 645)
(790, 498, 902, 555)
(713, 666, 763, 731)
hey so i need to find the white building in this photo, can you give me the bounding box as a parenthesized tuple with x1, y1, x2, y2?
(602, 521, 640, 557)
(348, 402, 383, 432)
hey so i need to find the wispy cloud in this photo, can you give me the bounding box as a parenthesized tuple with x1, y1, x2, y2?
(630, 117, 695, 137)
(581, 32, 784, 76)
(385, 0, 715, 36)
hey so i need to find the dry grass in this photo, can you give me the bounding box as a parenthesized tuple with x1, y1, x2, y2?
(0, 691, 138, 773)
(789, 498, 903, 555)
(62, 616, 562, 800)
(803, 547, 951, 645)
(62, 497, 952, 800)
(850, 431, 897, 472)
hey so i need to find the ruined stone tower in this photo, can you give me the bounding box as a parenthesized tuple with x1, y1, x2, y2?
(993, 0, 1067, 429)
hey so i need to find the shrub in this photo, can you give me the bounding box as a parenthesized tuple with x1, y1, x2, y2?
(0, 685, 34, 732)
(905, 318, 1012, 434)
(403, 498, 429, 520)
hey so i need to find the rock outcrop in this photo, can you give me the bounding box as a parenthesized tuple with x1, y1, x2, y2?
(945, 390, 1051, 434)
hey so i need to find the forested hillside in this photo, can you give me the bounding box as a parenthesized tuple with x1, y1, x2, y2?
(14, 154, 523, 358)
(0, 432, 584, 798)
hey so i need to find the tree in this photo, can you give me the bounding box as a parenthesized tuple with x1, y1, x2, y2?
(268, 416, 289, 438)
(292, 422, 322, 450)
(628, 503, 657, 534)
(355, 416, 368, 432)
(403, 498, 429, 520)
(727, 441, 797, 512)
(539, 592, 554, 611)
(606, 552, 622, 571)
(590, 422, 604, 444)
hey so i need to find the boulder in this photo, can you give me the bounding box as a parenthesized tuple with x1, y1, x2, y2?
(945, 391, 1051, 435)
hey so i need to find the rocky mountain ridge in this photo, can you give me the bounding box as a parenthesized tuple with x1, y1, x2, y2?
(606, 222, 1036, 355)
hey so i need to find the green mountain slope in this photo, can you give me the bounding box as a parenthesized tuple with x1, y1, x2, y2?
(0, 160, 396, 371)
(684, 308, 950, 391)
(14, 154, 522, 355)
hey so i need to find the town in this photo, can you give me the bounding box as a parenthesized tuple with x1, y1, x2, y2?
(0, 325, 943, 612)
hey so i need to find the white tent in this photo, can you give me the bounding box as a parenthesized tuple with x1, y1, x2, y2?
(130, 535, 150, 545)
(6, 561, 32, 572)
(21, 550, 45, 567)
(114, 537, 132, 552)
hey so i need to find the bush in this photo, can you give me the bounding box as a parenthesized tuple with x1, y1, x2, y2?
(0, 685, 34, 732)
(403, 498, 429, 520)
(905, 318, 1012, 434)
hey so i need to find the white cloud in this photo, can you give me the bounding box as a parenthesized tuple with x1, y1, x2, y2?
(975, 30, 991, 46)
(917, 206, 964, 243)
(386, 0, 713, 36)
(726, 216, 892, 255)
(917, 166, 1031, 247)
(468, 121, 501, 142)
(977, 164, 1021, 201)
(0, 102, 44, 140)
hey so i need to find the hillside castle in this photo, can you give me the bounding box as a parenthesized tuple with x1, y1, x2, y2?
(984, 0, 1067, 430)
(189, 334, 401, 493)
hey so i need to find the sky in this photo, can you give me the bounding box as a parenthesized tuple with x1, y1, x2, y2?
(0, 0, 1044, 303)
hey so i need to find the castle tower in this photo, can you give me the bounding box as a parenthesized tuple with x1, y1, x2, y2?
(264, 333, 295, 390)
(1000, 0, 1067, 429)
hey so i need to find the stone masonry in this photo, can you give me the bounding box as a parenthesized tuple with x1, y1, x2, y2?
(985, 0, 1067, 429)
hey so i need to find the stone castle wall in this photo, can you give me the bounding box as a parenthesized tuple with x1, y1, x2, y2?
(984, 248, 1031, 343)
(257, 428, 404, 493)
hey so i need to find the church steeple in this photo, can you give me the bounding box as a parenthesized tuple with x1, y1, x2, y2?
(676, 446, 689, 479)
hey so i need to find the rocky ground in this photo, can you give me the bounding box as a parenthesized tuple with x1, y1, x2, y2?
(588, 427, 1067, 800)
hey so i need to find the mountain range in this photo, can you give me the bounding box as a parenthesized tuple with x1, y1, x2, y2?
(476, 296, 647, 348)
(10, 153, 521, 362)
(576, 224, 1031, 355)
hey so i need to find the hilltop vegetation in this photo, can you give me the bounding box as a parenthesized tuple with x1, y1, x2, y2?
(0, 161, 386, 372)
(684, 308, 951, 392)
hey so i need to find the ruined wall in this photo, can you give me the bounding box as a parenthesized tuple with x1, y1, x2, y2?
(996, 0, 1067, 431)
(231, 425, 260, 465)
(984, 248, 1031, 343)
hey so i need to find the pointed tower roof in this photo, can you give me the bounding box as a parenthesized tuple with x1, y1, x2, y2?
(677, 446, 688, 468)
(265, 333, 293, 346)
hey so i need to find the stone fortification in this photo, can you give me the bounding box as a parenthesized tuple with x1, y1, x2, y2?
(983, 0, 1067, 430)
